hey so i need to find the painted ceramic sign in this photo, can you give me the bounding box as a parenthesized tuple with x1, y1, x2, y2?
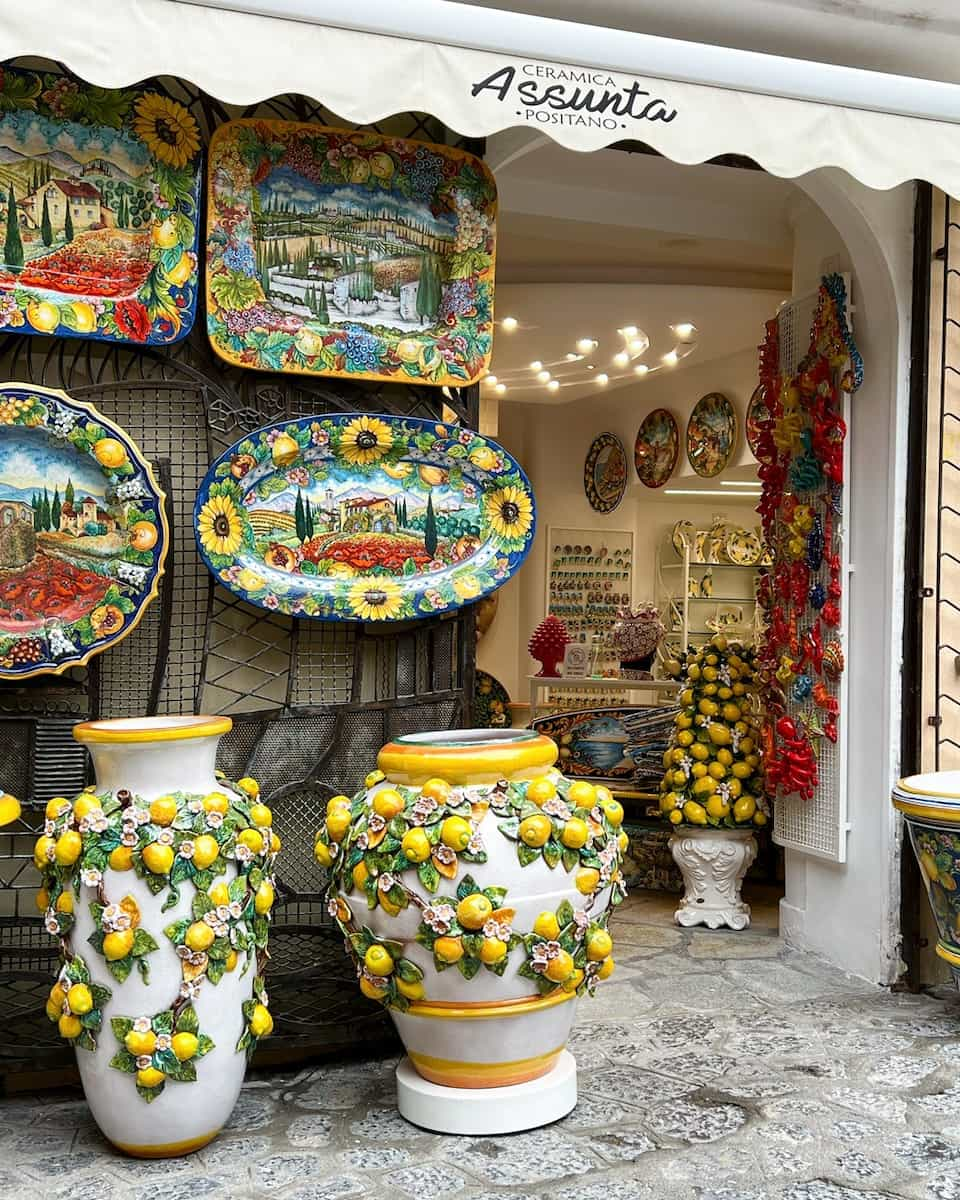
(0, 384, 167, 678)
(0, 68, 201, 344)
(633, 408, 678, 489)
(194, 413, 534, 622)
(206, 120, 497, 386)
(584, 433, 627, 514)
(686, 392, 738, 478)
(746, 383, 773, 461)
(532, 705, 678, 788)
(474, 669, 511, 728)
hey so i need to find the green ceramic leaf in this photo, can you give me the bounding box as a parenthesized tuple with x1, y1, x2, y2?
(457, 956, 482, 981)
(152, 1010, 174, 1036)
(395, 958, 424, 984)
(556, 900, 575, 928)
(417, 861, 440, 894)
(107, 956, 133, 985)
(132, 929, 158, 956)
(456, 874, 479, 901)
(175, 1005, 199, 1036)
(136, 1082, 164, 1104)
(196, 1034, 215, 1058)
(109, 1049, 137, 1073)
(517, 844, 541, 868)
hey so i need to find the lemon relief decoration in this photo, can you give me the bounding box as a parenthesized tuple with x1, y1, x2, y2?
(109, 1005, 214, 1103)
(44, 955, 112, 1051)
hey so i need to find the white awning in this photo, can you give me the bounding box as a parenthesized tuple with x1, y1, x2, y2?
(3, 0, 960, 194)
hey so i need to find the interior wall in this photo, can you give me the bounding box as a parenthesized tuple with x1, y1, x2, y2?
(478, 344, 766, 696)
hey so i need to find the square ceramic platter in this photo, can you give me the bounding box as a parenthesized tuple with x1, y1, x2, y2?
(0, 67, 202, 344)
(206, 120, 497, 386)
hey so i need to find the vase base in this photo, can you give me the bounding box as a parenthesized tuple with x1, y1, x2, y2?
(396, 1050, 577, 1134)
(110, 1128, 221, 1159)
(675, 904, 751, 931)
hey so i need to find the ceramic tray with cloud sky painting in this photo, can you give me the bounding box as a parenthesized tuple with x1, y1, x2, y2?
(194, 413, 534, 623)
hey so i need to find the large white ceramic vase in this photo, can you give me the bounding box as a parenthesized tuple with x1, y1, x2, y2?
(36, 716, 277, 1157)
(320, 729, 626, 1095)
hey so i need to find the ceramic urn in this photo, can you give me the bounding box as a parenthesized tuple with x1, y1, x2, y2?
(34, 715, 278, 1157)
(319, 729, 627, 1090)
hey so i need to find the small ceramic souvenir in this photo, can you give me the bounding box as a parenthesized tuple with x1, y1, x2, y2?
(686, 393, 738, 478)
(671, 520, 695, 558)
(584, 433, 627, 514)
(633, 409, 678, 488)
(725, 527, 763, 566)
(528, 614, 570, 677)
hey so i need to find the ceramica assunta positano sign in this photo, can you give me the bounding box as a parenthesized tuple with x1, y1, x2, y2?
(470, 63, 678, 133)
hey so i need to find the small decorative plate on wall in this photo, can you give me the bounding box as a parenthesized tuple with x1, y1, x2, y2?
(746, 383, 773, 460)
(634, 408, 678, 489)
(0, 66, 201, 345)
(686, 392, 738, 478)
(206, 120, 497, 386)
(584, 433, 627, 513)
(474, 670, 511, 727)
(0, 384, 168, 678)
(194, 413, 535, 622)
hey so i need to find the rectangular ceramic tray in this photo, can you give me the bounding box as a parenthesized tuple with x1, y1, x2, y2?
(0, 67, 201, 344)
(206, 120, 497, 386)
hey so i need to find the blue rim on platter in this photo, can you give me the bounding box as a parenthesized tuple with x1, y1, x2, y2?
(193, 412, 536, 622)
(0, 383, 168, 678)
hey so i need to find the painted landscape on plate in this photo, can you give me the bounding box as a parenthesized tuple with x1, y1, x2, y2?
(207, 121, 496, 385)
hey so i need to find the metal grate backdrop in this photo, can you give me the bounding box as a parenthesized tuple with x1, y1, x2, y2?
(0, 65, 481, 1080)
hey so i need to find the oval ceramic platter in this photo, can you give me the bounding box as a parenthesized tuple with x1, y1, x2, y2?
(194, 413, 534, 622)
(0, 66, 201, 345)
(686, 392, 738, 478)
(0, 384, 168, 678)
(584, 432, 627, 513)
(634, 408, 678, 489)
(206, 120, 496, 387)
(746, 383, 773, 460)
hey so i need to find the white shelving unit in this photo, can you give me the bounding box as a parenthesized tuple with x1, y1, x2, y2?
(656, 535, 762, 653)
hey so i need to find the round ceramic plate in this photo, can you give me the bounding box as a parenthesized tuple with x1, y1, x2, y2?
(671, 520, 695, 557)
(634, 408, 678, 489)
(474, 670, 511, 728)
(726, 527, 762, 566)
(194, 413, 535, 622)
(0, 383, 168, 679)
(584, 433, 627, 513)
(686, 392, 738, 478)
(746, 384, 773, 461)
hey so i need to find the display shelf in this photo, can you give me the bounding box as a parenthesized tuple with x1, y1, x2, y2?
(656, 532, 763, 651)
(528, 674, 680, 721)
(545, 525, 633, 654)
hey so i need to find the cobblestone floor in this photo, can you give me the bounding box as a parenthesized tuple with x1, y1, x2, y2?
(4, 892, 960, 1200)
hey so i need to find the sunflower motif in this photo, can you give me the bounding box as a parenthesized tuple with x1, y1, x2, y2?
(485, 485, 533, 541)
(340, 416, 393, 466)
(348, 579, 404, 621)
(133, 94, 201, 168)
(197, 494, 244, 558)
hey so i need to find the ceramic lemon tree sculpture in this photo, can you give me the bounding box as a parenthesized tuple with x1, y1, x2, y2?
(34, 776, 278, 1101)
(658, 636, 769, 930)
(316, 730, 625, 1094)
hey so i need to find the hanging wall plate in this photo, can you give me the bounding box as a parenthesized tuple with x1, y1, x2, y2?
(686, 392, 738, 478)
(746, 383, 773, 461)
(474, 669, 511, 728)
(584, 432, 627, 513)
(194, 413, 534, 622)
(634, 408, 678, 489)
(0, 66, 201, 345)
(206, 120, 497, 386)
(0, 384, 168, 678)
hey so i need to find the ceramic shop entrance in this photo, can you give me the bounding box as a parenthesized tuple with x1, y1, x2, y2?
(0, 0, 953, 1084)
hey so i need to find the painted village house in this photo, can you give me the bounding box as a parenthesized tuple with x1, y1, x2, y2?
(17, 180, 110, 234)
(59, 496, 116, 537)
(339, 495, 396, 534)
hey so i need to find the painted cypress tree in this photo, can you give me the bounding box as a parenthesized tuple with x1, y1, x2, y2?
(32, 493, 40, 532)
(424, 492, 437, 558)
(51, 488, 61, 531)
(294, 489, 305, 542)
(4, 186, 23, 272)
(40, 192, 52, 246)
(305, 496, 315, 539)
(64, 202, 74, 243)
(64, 478, 74, 507)
(40, 488, 50, 532)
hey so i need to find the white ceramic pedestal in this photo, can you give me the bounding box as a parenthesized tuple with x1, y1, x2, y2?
(669, 827, 757, 930)
(396, 1050, 577, 1134)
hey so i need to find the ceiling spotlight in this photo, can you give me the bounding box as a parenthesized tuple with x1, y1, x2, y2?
(566, 353, 581, 361)
(613, 352, 629, 368)
(576, 337, 597, 354)
(622, 325, 638, 339)
(536, 370, 551, 384)
(634, 364, 649, 376)
(501, 316, 519, 332)
(530, 360, 542, 371)
(596, 373, 609, 385)
(673, 322, 697, 340)
(629, 336, 650, 355)
(495, 383, 506, 395)
(661, 349, 679, 366)
(547, 380, 560, 393)
(484, 375, 498, 386)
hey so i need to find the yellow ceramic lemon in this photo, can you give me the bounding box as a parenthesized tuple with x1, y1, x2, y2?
(533, 911, 560, 939)
(70, 301, 97, 332)
(125, 1029, 157, 1057)
(192, 834, 220, 870)
(103, 929, 135, 961)
(440, 816, 472, 851)
(152, 216, 178, 248)
(560, 817, 589, 849)
(26, 300, 60, 333)
(364, 945, 394, 976)
(433, 935, 464, 963)
(401, 827, 431, 863)
(373, 789, 404, 819)
(271, 432, 300, 467)
(172, 1032, 199, 1061)
(67, 983, 93, 1015)
(108, 845, 134, 872)
(149, 795, 178, 826)
(185, 921, 216, 952)
(93, 438, 128, 470)
(456, 893, 492, 930)
(54, 830, 82, 866)
(519, 814, 551, 847)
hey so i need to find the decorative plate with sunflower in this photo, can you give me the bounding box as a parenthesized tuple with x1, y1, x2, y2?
(0, 383, 168, 678)
(205, 120, 496, 386)
(194, 413, 535, 622)
(0, 67, 202, 345)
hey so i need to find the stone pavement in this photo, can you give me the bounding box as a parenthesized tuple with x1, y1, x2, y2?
(4, 891, 960, 1200)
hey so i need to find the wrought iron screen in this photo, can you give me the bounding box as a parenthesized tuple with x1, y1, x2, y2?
(0, 65, 481, 1075)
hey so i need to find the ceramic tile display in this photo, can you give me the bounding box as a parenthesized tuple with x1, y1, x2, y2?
(206, 121, 496, 386)
(633, 408, 678, 489)
(194, 413, 534, 622)
(686, 392, 738, 478)
(0, 67, 201, 344)
(583, 433, 627, 513)
(0, 383, 168, 678)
